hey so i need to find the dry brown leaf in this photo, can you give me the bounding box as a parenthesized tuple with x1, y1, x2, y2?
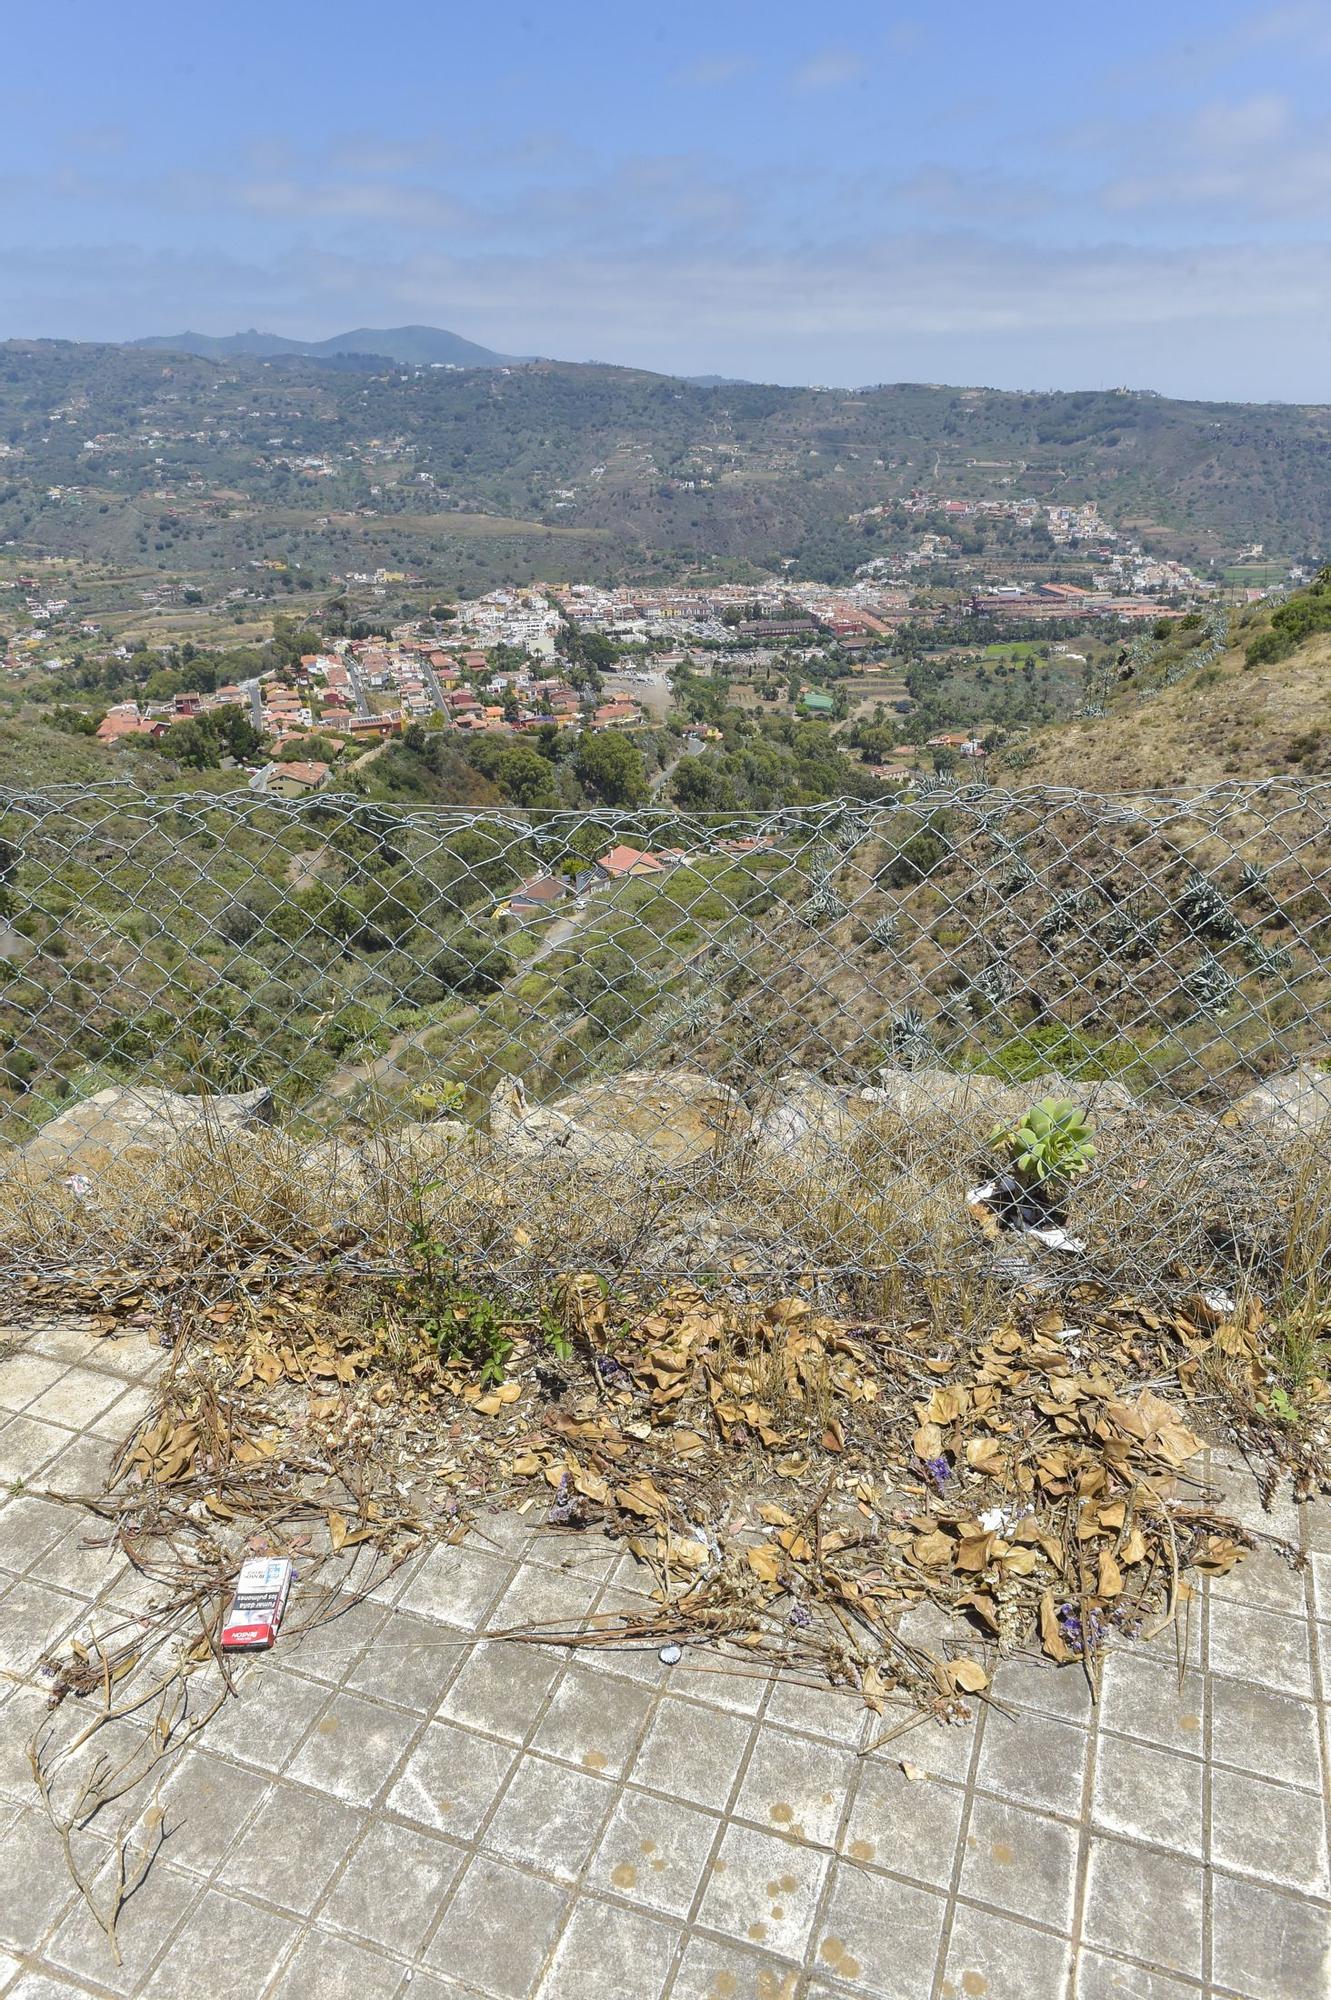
(1040, 1589, 1074, 1664)
(1097, 1551, 1124, 1598)
(935, 1657, 989, 1695)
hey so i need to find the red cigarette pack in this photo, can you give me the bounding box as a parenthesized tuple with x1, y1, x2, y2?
(221, 1557, 294, 1650)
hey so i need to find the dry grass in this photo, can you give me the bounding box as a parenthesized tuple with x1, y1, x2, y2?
(2, 1086, 1325, 1342)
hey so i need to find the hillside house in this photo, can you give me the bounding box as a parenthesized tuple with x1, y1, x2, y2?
(509, 875, 574, 919)
(595, 844, 666, 882)
(270, 760, 331, 795)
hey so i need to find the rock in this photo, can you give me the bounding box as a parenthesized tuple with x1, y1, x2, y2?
(489, 1077, 595, 1161)
(750, 1066, 1134, 1164)
(550, 1070, 747, 1167)
(1226, 1060, 1331, 1137)
(750, 1072, 864, 1156)
(17, 1083, 274, 1178)
(490, 1071, 746, 1168)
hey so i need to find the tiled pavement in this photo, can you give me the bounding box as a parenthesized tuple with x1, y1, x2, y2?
(1, 1322, 1329, 2000)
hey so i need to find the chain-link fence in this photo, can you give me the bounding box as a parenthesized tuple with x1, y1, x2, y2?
(1, 778, 1329, 1304)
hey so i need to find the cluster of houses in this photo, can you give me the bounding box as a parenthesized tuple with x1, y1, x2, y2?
(498, 835, 779, 922)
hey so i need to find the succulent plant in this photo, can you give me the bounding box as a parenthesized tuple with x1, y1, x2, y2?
(1183, 949, 1238, 1015)
(991, 1097, 1096, 1193)
(886, 1006, 934, 1070)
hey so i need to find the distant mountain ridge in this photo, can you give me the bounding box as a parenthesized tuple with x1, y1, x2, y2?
(130, 325, 528, 369)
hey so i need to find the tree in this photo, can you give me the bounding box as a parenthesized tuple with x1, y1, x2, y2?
(495, 745, 560, 807)
(574, 730, 649, 807)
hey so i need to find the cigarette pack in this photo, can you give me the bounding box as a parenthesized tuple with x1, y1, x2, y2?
(221, 1557, 294, 1650)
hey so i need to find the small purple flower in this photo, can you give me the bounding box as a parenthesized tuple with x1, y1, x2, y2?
(1057, 1603, 1107, 1656)
(787, 1603, 813, 1630)
(547, 1473, 578, 1527)
(917, 1454, 952, 1493)
(594, 1353, 629, 1388)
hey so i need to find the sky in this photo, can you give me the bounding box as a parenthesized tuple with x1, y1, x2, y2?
(4, 0, 1331, 399)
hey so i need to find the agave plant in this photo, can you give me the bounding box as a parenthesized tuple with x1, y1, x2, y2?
(1242, 935, 1293, 980)
(1183, 949, 1239, 1016)
(1176, 870, 1243, 942)
(886, 1006, 935, 1070)
(863, 913, 900, 954)
(970, 960, 1012, 1012)
(1038, 886, 1095, 942)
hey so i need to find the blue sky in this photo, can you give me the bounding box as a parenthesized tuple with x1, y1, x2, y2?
(5, 0, 1331, 397)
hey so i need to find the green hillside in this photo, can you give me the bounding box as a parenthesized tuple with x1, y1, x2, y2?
(1, 344, 1328, 597)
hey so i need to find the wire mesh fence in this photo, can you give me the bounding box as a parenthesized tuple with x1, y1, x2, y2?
(1, 777, 1329, 1303)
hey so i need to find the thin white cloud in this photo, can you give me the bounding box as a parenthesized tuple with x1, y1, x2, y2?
(792, 47, 866, 91)
(671, 54, 752, 88)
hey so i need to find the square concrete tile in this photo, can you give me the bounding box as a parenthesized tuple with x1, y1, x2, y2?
(36, 1525, 125, 1601)
(35, 1432, 115, 1498)
(668, 1661, 769, 1715)
(941, 1903, 1073, 2000)
(695, 1822, 830, 1959)
(813, 1860, 945, 1999)
(732, 1724, 856, 1848)
(0, 1686, 57, 1803)
(960, 1795, 1079, 1932)
(437, 1639, 563, 1743)
(486, 1562, 601, 1636)
(204, 1667, 331, 1772)
(342, 1607, 464, 1714)
(1210, 1767, 1330, 1895)
(88, 1384, 155, 1439)
(529, 1663, 654, 1777)
(44, 1856, 200, 1997)
(269, 1929, 404, 2000)
(424, 1854, 568, 2000)
(1210, 1544, 1309, 1618)
(25, 1368, 126, 1431)
(1211, 1870, 1331, 2000)
(0, 1355, 68, 1414)
(287, 1593, 389, 1688)
(992, 1652, 1097, 1725)
(761, 1679, 868, 1747)
(482, 1754, 613, 1882)
(140, 1888, 299, 2000)
(1096, 1648, 1206, 1756)
(216, 1784, 363, 1916)
(286, 1690, 422, 1807)
(323, 1817, 464, 1954)
(1073, 1948, 1200, 1998)
(841, 1758, 964, 1889)
(0, 1806, 78, 1952)
(0, 1417, 70, 1487)
(399, 1546, 515, 1631)
(975, 1706, 1088, 1818)
(536, 1896, 677, 2000)
(17, 1323, 102, 1364)
(629, 1696, 753, 1811)
(1082, 1838, 1204, 1981)
(158, 1750, 272, 1875)
(387, 1719, 516, 1839)
(0, 1578, 82, 1675)
(670, 1934, 802, 2000)
(1092, 1735, 1204, 1857)
(1207, 1599, 1313, 1699)
(1209, 1676, 1322, 1791)
(588, 1788, 719, 1917)
(0, 1496, 73, 1573)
